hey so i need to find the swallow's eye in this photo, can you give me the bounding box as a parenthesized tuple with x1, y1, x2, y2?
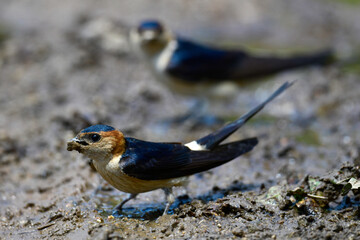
(90, 134, 101, 142)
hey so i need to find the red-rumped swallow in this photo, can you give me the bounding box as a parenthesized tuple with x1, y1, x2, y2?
(130, 20, 332, 95)
(67, 82, 292, 215)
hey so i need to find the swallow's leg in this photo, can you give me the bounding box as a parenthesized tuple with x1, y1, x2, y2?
(114, 193, 138, 211)
(162, 188, 175, 215)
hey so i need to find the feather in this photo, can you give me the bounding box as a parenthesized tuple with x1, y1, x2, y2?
(196, 81, 293, 150)
(120, 137, 258, 180)
(165, 39, 333, 83)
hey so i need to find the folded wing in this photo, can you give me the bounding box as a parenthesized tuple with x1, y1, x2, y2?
(120, 137, 258, 180)
(166, 38, 247, 82)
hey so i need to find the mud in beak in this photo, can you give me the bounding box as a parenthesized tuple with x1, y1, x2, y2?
(67, 138, 87, 152)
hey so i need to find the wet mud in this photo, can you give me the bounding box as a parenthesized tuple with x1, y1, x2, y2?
(1, 0, 360, 239)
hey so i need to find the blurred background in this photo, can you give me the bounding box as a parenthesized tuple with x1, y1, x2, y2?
(1, 0, 360, 239)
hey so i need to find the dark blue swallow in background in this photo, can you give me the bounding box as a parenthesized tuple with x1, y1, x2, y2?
(130, 20, 333, 95)
(67, 82, 293, 215)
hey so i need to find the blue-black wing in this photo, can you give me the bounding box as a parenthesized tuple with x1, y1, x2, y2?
(166, 38, 333, 82)
(120, 137, 258, 180)
(166, 38, 247, 82)
(120, 137, 192, 179)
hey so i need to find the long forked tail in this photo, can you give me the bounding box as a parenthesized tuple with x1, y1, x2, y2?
(232, 49, 334, 79)
(191, 81, 293, 150)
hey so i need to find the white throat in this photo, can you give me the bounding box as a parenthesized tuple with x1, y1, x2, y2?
(155, 40, 178, 71)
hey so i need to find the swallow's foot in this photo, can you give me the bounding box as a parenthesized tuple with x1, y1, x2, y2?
(162, 188, 175, 215)
(114, 193, 138, 212)
(111, 208, 121, 216)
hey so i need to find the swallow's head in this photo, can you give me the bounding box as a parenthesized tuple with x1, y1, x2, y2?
(137, 20, 165, 42)
(130, 20, 171, 56)
(67, 124, 126, 162)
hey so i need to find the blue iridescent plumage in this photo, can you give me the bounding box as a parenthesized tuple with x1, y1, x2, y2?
(81, 124, 115, 133)
(167, 38, 247, 81)
(165, 38, 333, 82)
(138, 20, 163, 31)
(120, 137, 257, 180)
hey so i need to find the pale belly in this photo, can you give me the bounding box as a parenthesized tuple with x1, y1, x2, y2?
(92, 158, 187, 194)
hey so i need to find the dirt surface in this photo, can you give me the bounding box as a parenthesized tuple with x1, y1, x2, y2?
(1, 0, 360, 239)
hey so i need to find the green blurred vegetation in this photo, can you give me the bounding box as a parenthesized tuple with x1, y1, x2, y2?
(295, 129, 322, 146)
(340, 58, 360, 74)
(0, 24, 10, 46)
(333, 0, 360, 5)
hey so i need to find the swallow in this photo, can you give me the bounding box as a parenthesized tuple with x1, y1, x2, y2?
(67, 82, 293, 215)
(130, 20, 332, 95)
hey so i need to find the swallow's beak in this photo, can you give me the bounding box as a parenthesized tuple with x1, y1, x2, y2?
(67, 137, 87, 152)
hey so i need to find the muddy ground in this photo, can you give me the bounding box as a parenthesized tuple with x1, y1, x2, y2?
(1, 0, 360, 239)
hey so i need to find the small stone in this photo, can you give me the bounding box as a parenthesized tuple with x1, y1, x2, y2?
(232, 228, 245, 237)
